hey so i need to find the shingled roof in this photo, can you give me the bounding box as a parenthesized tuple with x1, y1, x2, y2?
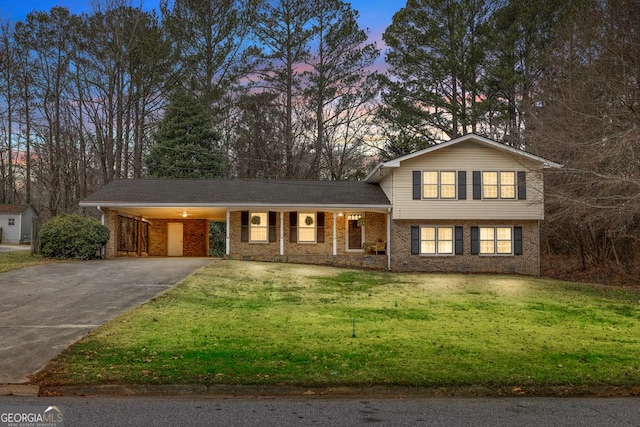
(0, 204, 24, 214)
(81, 179, 391, 208)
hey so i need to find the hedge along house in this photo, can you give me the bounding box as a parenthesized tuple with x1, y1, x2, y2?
(80, 134, 561, 275)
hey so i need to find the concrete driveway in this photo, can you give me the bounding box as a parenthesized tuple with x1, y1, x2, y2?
(0, 258, 213, 384)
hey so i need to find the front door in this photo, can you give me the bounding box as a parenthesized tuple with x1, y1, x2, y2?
(347, 215, 363, 250)
(167, 223, 184, 256)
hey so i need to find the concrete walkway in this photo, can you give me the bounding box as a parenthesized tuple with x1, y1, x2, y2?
(0, 244, 31, 252)
(0, 258, 213, 384)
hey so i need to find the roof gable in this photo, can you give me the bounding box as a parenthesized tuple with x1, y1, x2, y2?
(365, 133, 562, 183)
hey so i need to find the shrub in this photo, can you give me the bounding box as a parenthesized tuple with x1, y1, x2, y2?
(39, 214, 110, 260)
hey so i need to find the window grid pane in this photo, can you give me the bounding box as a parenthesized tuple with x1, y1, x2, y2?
(500, 172, 516, 199)
(438, 241, 453, 254)
(482, 172, 498, 199)
(440, 184, 456, 199)
(420, 227, 436, 254)
(496, 227, 512, 254)
(423, 185, 438, 199)
(480, 241, 495, 254)
(423, 171, 438, 199)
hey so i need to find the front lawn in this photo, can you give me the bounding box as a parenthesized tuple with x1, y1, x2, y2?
(33, 261, 640, 389)
(0, 251, 49, 274)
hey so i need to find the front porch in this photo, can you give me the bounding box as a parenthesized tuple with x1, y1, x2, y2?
(101, 207, 391, 270)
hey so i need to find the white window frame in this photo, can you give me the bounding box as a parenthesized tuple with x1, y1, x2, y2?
(482, 171, 516, 200)
(7, 217, 15, 226)
(419, 225, 454, 256)
(479, 226, 513, 255)
(422, 171, 457, 200)
(249, 212, 268, 243)
(298, 212, 316, 243)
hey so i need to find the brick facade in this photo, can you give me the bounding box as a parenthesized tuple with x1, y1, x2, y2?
(390, 219, 540, 275)
(227, 210, 389, 268)
(104, 209, 208, 258)
(103, 208, 540, 276)
(146, 219, 208, 257)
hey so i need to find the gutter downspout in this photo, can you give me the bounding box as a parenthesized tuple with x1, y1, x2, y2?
(280, 211, 284, 256)
(96, 205, 105, 225)
(332, 212, 337, 256)
(387, 207, 391, 271)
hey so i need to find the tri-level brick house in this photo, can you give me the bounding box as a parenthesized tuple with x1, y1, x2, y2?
(80, 134, 561, 275)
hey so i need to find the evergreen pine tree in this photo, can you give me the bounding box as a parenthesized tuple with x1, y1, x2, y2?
(145, 89, 225, 178)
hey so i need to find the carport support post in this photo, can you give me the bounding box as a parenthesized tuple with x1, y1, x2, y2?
(280, 211, 284, 255)
(137, 216, 143, 257)
(332, 212, 337, 256)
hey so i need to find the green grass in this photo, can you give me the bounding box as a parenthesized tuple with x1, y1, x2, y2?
(0, 251, 50, 273)
(33, 261, 640, 388)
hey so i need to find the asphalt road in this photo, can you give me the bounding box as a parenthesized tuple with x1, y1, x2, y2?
(1, 395, 639, 426)
(0, 258, 212, 383)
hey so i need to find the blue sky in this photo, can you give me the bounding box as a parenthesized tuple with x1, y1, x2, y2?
(0, 0, 402, 47)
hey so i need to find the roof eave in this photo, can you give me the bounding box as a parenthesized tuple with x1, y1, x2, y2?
(80, 201, 392, 210)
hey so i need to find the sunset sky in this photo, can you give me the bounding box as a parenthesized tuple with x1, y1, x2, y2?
(0, 0, 402, 50)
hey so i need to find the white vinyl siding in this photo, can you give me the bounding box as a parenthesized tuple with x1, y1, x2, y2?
(392, 141, 545, 220)
(0, 214, 22, 243)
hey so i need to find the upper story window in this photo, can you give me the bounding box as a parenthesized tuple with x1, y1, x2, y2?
(422, 171, 456, 199)
(481, 171, 516, 199)
(8, 218, 15, 226)
(250, 212, 268, 242)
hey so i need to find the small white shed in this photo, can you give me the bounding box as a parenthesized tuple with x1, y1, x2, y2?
(0, 204, 38, 244)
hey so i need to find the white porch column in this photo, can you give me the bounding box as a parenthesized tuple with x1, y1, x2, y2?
(225, 209, 230, 256)
(387, 208, 392, 271)
(332, 212, 337, 256)
(280, 211, 285, 255)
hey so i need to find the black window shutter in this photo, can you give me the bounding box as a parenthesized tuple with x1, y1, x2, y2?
(241, 211, 249, 242)
(317, 212, 325, 243)
(268, 211, 277, 242)
(455, 226, 464, 255)
(472, 171, 481, 199)
(289, 212, 297, 243)
(457, 171, 466, 200)
(514, 226, 523, 255)
(411, 226, 420, 255)
(470, 226, 479, 255)
(517, 171, 527, 200)
(412, 171, 421, 200)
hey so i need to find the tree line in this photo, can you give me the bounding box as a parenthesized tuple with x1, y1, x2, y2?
(0, 0, 638, 281)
